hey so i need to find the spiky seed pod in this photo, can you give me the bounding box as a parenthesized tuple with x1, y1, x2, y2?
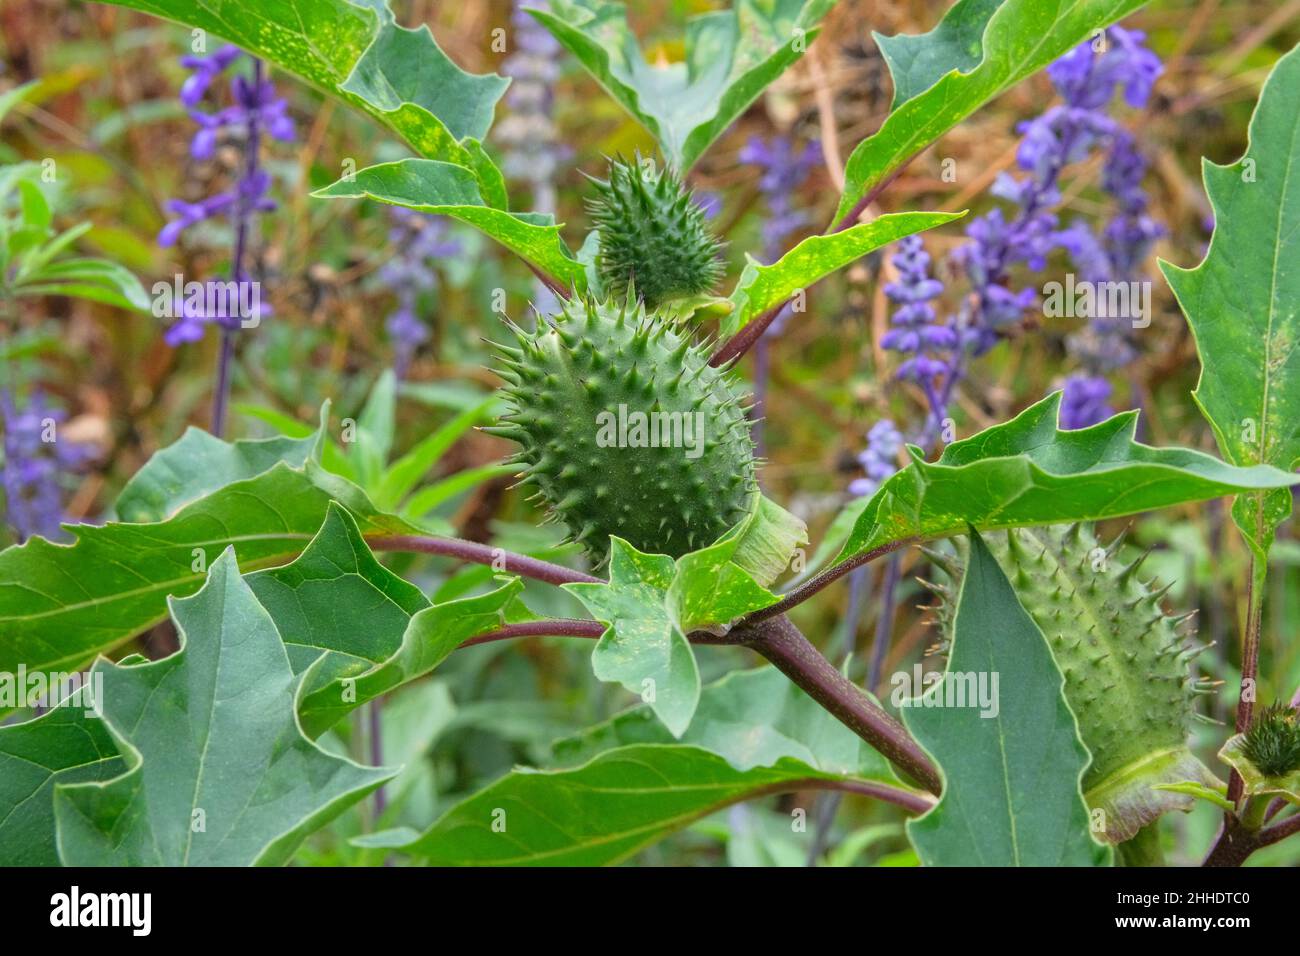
(588, 155, 724, 310)
(932, 524, 1221, 843)
(487, 296, 756, 564)
(1241, 703, 1300, 778)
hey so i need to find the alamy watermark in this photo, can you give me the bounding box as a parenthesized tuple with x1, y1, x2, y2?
(890, 664, 1000, 718)
(0, 666, 102, 716)
(1042, 273, 1151, 329)
(595, 404, 706, 459)
(152, 274, 263, 328)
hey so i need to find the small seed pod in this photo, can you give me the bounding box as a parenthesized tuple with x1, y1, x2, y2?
(487, 296, 756, 563)
(1241, 703, 1300, 778)
(587, 155, 724, 310)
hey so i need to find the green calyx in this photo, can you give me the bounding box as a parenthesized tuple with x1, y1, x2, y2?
(588, 155, 724, 310)
(1241, 703, 1300, 778)
(488, 296, 756, 564)
(929, 524, 1221, 843)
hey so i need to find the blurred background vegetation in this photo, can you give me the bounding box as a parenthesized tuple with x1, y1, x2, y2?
(2, 0, 1298, 865)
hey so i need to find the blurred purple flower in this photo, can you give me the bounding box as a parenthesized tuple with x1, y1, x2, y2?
(1048, 30, 1165, 427)
(850, 419, 903, 497)
(740, 134, 821, 341)
(379, 208, 462, 379)
(739, 135, 822, 259)
(1, 390, 93, 543)
(159, 47, 293, 252)
(1060, 375, 1114, 429)
(496, 1, 569, 213)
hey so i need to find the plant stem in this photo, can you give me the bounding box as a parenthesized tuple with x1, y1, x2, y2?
(1204, 807, 1300, 866)
(1227, 554, 1266, 805)
(211, 58, 264, 438)
(366, 534, 599, 587)
(868, 555, 902, 692)
(741, 538, 914, 626)
(1117, 823, 1165, 867)
(210, 328, 236, 438)
(740, 613, 942, 794)
(804, 564, 875, 865)
(459, 619, 606, 647)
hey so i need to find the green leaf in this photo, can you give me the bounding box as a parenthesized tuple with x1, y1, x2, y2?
(15, 257, 151, 312)
(1217, 734, 1300, 805)
(116, 421, 321, 522)
(668, 526, 782, 634)
(722, 211, 963, 338)
(374, 395, 501, 510)
(0, 79, 39, 126)
(17, 179, 50, 231)
(354, 370, 397, 491)
(96, 0, 507, 175)
(554, 666, 894, 779)
(0, 436, 417, 678)
(875, 0, 1005, 109)
(904, 529, 1110, 866)
(401, 463, 516, 519)
(1151, 780, 1234, 814)
(313, 160, 586, 288)
(532, 0, 835, 171)
(246, 502, 523, 737)
(564, 529, 786, 736)
(723, 494, 808, 588)
(52, 549, 393, 866)
(0, 705, 125, 866)
(1159, 43, 1300, 560)
(398, 667, 911, 865)
(836, 392, 1300, 564)
(565, 539, 700, 737)
(835, 0, 1149, 223)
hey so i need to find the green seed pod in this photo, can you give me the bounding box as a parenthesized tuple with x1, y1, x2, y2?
(931, 524, 1221, 843)
(1241, 703, 1300, 778)
(487, 296, 756, 563)
(588, 155, 724, 310)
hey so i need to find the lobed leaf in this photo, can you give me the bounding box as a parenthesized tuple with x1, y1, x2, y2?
(531, 0, 834, 171)
(834, 0, 1150, 224)
(247, 502, 523, 737)
(397, 668, 912, 865)
(836, 392, 1300, 563)
(0, 705, 125, 866)
(95, 0, 508, 187)
(1159, 43, 1300, 559)
(721, 211, 963, 339)
(904, 529, 1110, 866)
(563, 514, 793, 736)
(53, 550, 393, 866)
(0, 424, 419, 677)
(875, 0, 1005, 109)
(314, 160, 587, 289)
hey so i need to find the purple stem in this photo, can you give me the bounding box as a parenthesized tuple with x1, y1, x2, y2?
(867, 554, 903, 692)
(742, 613, 942, 794)
(366, 534, 599, 587)
(210, 58, 264, 438)
(804, 563, 872, 865)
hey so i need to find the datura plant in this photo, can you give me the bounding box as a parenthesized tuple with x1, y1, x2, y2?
(2, 0, 1299, 872)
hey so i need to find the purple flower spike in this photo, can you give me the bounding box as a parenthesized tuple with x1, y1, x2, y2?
(160, 47, 294, 260)
(1060, 375, 1115, 429)
(378, 210, 462, 379)
(1, 390, 94, 543)
(850, 419, 904, 497)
